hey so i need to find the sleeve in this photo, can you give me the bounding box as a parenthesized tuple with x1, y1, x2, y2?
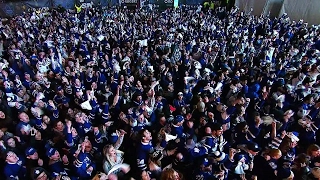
(35, 117, 43, 130)
(74, 152, 86, 169)
(94, 130, 102, 144)
(65, 132, 74, 147)
(103, 160, 112, 174)
(113, 135, 124, 150)
(268, 135, 284, 149)
(136, 150, 147, 170)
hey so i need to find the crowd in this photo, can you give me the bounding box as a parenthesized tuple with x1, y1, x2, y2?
(1, 3, 320, 180)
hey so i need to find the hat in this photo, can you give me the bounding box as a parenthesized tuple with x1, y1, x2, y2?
(46, 147, 57, 157)
(169, 105, 176, 112)
(32, 167, 46, 180)
(57, 86, 63, 91)
(25, 147, 36, 156)
(247, 142, 261, 152)
(200, 157, 210, 167)
(177, 92, 183, 96)
(212, 151, 226, 162)
(210, 123, 223, 131)
(173, 115, 184, 124)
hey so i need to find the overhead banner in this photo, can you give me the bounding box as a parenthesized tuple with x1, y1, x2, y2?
(235, 0, 267, 16)
(174, 0, 179, 8)
(121, 0, 138, 8)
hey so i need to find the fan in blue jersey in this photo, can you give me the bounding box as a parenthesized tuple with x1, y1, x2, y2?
(4, 150, 27, 179)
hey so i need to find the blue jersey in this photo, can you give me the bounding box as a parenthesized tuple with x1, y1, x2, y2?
(4, 160, 26, 179)
(136, 141, 154, 170)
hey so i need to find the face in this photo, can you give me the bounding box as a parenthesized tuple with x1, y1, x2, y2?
(7, 138, 16, 148)
(172, 170, 180, 180)
(141, 171, 151, 180)
(83, 139, 92, 152)
(311, 149, 320, 157)
(213, 130, 223, 137)
(42, 115, 50, 124)
(50, 151, 60, 160)
(143, 130, 152, 142)
(6, 151, 19, 163)
(108, 146, 116, 156)
(19, 112, 30, 123)
(71, 127, 78, 137)
(28, 152, 39, 160)
(55, 121, 64, 131)
(0, 111, 5, 119)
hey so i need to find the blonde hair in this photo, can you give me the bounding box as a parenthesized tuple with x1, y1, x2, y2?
(103, 144, 117, 167)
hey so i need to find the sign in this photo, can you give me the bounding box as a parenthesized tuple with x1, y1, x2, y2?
(122, 0, 138, 8)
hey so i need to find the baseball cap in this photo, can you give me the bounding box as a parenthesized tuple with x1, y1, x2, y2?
(247, 142, 261, 152)
(25, 147, 36, 156)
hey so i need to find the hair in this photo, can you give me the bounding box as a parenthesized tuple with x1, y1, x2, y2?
(307, 144, 320, 157)
(160, 168, 183, 180)
(265, 148, 282, 158)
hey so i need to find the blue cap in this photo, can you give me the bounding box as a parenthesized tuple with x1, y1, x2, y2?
(201, 157, 210, 167)
(25, 147, 36, 156)
(173, 115, 184, 124)
(46, 147, 57, 157)
(57, 86, 63, 91)
(109, 133, 118, 144)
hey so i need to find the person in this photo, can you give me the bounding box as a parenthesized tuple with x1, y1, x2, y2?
(102, 144, 130, 176)
(4, 150, 26, 179)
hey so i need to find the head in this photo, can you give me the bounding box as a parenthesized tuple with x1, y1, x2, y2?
(103, 144, 116, 158)
(6, 151, 19, 163)
(268, 148, 282, 160)
(32, 167, 49, 180)
(307, 144, 320, 158)
(42, 115, 50, 125)
(141, 170, 151, 180)
(0, 110, 5, 119)
(26, 147, 39, 160)
(6, 137, 16, 148)
(211, 123, 223, 137)
(139, 129, 152, 143)
(161, 168, 181, 180)
(48, 149, 60, 161)
(19, 112, 30, 123)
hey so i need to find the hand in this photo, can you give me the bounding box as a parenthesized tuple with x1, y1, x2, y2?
(38, 158, 43, 166)
(2, 70, 8, 78)
(48, 100, 55, 108)
(66, 120, 72, 129)
(105, 121, 113, 127)
(119, 129, 126, 136)
(87, 166, 93, 173)
(14, 136, 21, 142)
(41, 123, 47, 130)
(62, 155, 69, 164)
